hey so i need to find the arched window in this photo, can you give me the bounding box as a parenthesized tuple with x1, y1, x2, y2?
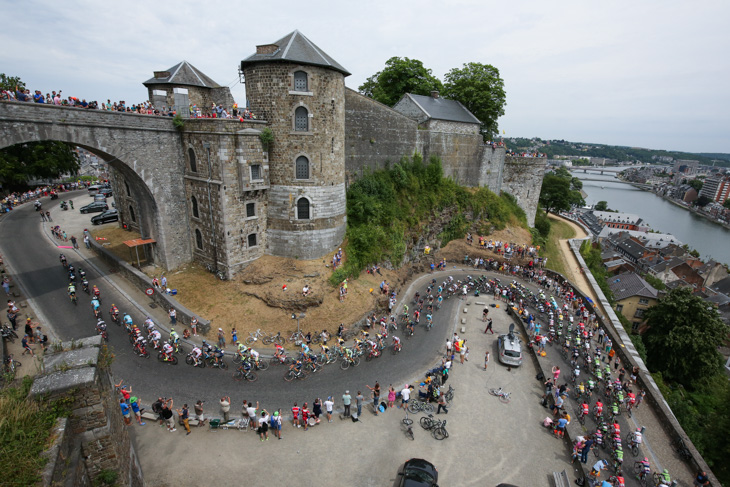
(195, 229, 203, 250)
(248, 233, 257, 247)
(188, 148, 197, 172)
(297, 197, 310, 220)
(295, 156, 309, 180)
(294, 71, 308, 92)
(129, 205, 136, 223)
(295, 106, 308, 132)
(191, 196, 199, 218)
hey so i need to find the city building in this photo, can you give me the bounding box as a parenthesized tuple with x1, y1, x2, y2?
(608, 272, 659, 332)
(698, 175, 730, 204)
(592, 211, 643, 230)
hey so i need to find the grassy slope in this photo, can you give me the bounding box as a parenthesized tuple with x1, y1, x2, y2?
(542, 217, 576, 276)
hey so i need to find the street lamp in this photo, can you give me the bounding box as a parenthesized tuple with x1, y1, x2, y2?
(291, 312, 306, 344)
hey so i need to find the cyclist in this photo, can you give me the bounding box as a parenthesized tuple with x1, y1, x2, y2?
(144, 317, 156, 333)
(91, 297, 101, 316)
(95, 318, 107, 335)
(191, 345, 203, 366)
(81, 277, 89, 293)
(92, 284, 101, 300)
(60, 254, 67, 267)
(626, 391, 637, 412)
(133, 334, 147, 353)
(67, 282, 76, 299)
(212, 345, 225, 366)
(161, 341, 174, 361)
(201, 340, 214, 358)
(590, 459, 608, 478)
(593, 400, 604, 420)
(78, 268, 86, 280)
(169, 328, 180, 347)
(657, 469, 671, 486)
(628, 428, 642, 449)
(109, 304, 119, 321)
(392, 335, 401, 352)
(406, 320, 415, 336)
(426, 313, 433, 328)
(580, 401, 590, 421)
(274, 343, 286, 360)
(637, 458, 651, 482)
(149, 329, 162, 349)
(123, 313, 133, 327)
(249, 347, 261, 366)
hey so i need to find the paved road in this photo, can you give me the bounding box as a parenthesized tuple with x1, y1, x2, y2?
(0, 193, 458, 410)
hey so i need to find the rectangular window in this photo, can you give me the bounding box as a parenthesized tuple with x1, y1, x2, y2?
(250, 164, 261, 181)
(632, 321, 641, 332)
(634, 308, 645, 318)
(246, 202, 256, 218)
(615, 304, 624, 313)
(248, 233, 257, 248)
(638, 298, 649, 305)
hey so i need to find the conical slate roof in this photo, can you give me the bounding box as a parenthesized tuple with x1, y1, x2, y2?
(143, 61, 221, 88)
(240, 30, 350, 76)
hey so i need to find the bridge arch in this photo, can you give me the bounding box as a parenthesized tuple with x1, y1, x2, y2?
(0, 101, 191, 269)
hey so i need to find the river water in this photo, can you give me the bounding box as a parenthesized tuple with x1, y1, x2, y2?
(573, 172, 730, 266)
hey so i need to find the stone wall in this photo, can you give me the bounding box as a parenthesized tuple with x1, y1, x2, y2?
(0, 101, 191, 270)
(145, 84, 235, 112)
(243, 63, 347, 259)
(31, 336, 144, 487)
(501, 156, 547, 226)
(344, 88, 422, 179)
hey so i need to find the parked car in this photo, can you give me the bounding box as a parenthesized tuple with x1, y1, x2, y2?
(91, 209, 118, 225)
(397, 459, 438, 487)
(497, 324, 523, 367)
(99, 188, 113, 197)
(79, 201, 109, 214)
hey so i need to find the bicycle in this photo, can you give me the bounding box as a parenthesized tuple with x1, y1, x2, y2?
(625, 433, 639, 457)
(339, 354, 360, 370)
(489, 387, 511, 403)
(3, 354, 21, 379)
(419, 414, 444, 431)
(408, 399, 434, 414)
(633, 461, 650, 487)
(283, 365, 308, 381)
(185, 353, 206, 368)
(262, 331, 285, 346)
(675, 435, 692, 461)
(245, 328, 270, 345)
(402, 410, 414, 441)
(157, 352, 178, 365)
(232, 365, 258, 382)
(432, 419, 448, 440)
(205, 355, 229, 370)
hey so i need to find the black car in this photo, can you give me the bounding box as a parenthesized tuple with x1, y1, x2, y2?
(99, 188, 113, 197)
(397, 459, 438, 487)
(91, 209, 118, 225)
(79, 201, 109, 214)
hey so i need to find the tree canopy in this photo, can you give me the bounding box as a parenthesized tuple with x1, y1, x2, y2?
(538, 167, 584, 214)
(0, 142, 80, 189)
(724, 198, 730, 209)
(695, 195, 712, 207)
(594, 200, 609, 211)
(442, 62, 506, 138)
(358, 57, 443, 107)
(642, 287, 726, 387)
(0, 73, 24, 92)
(359, 58, 507, 139)
(687, 178, 703, 192)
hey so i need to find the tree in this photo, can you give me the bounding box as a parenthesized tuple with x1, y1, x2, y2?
(723, 198, 730, 209)
(595, 200, 609, 211)
(696, 195, 712, 207)
(642, 287, 727, 387)
(688, 178, 703, 192)
(358, 57, 443, 107)
(539, 174, 583, 214)
(0, 73, 24, 92)
(0, 142, 80, 189)
(442, 62, 506, 139)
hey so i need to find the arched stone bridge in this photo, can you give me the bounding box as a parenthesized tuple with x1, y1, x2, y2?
(0, 101, 190, 269)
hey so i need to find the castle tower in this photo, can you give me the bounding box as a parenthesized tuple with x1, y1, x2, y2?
(240, 30, 349, 259)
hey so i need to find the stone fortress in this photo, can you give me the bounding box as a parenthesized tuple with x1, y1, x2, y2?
(117, 30, 547, 277)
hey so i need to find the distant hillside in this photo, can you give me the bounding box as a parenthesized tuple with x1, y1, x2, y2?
(506, 138, 730, 168)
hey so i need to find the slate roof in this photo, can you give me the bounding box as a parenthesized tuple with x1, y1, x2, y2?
(609, 233, 647, 262)
(597, 227, 681, 249)
(608, 272, 659, 301)
(711, 276, 730, 296)
(240, 30, 350, 76)
(403, 94, 482, 125)
(649, 256, 684, 273)
(143, 61, 221, 88)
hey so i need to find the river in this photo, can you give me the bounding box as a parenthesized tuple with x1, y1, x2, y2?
(573, 171, 730, 266)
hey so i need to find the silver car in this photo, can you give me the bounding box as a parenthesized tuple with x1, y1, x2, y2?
(497, 324, 523, 367)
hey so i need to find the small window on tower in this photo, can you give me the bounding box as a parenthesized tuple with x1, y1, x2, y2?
(295, 107, 309, 132)
(294, 71, 308, 92)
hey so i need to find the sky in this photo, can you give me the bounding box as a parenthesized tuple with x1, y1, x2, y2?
(3, 0, 729, 154)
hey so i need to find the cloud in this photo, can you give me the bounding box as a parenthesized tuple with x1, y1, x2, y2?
(3, 0, 728, 152)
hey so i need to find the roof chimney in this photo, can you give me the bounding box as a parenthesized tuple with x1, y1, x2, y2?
(256, 44, 279, 55)
(430, 90, 439, 99)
